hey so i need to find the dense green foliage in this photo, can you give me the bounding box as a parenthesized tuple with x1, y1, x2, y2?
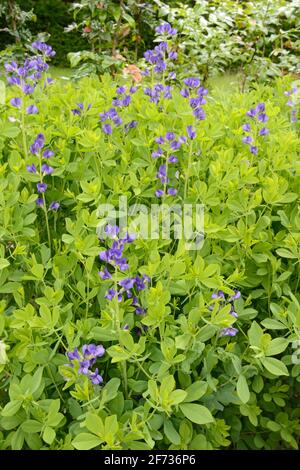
(0, 28, 299, 449)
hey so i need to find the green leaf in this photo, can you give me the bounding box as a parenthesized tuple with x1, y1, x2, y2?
(265, 338, 289, 356)
(0, 259, 10, 270)
(85, 413, 104, 436)
(42, 426, 56, 445)
(179, 403, 214, 425)
(237, 375, 250, 404)
(261, 357, 289, 376)
(1, 400, 22, 417)
(21, 420, 43, 433)
(72, 433, 102, 450)
(164, 420, 181, 445)
(183, 381, 208, 402)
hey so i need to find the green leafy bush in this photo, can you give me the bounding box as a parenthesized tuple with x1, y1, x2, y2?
(0, 26, 299, 450)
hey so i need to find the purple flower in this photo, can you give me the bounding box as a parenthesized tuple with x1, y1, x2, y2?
(43, 149, 54, 158)
(168, 155, 178, 163)
(79, 360, 90, 375)
(242, 123, 251, 132)
(259, 127, 269, 136)
(105, 224, 120, 238)
(211, 290, 225, 299)
(242, 136, 253, 144)
(119, 278, 136, 290)
(155, 22, 177, 36)
(193, 108, 206, 120)
(83, 344, 105, 358)
(168, 51, 177, 60)
(37, 182, 47, 193)
(230, 290, 241, 301)
(30, 133, 45, 155)
(186, 125, 196, 140)
(105, 288, 117, 301)
(246, 108, 257, 118)
(184, 77, 200, 88)
(250, 145, 258, 155)
(102, 123, 112, 135)
(117, 86, 126, 94)
(165, 132, 175, 141)
(258, 113, 268, 123)
(155, 136, 164, 145)
(22, 84, 35, 95)
(256, 102, 265, 113)
(49, 201, 60, 210)
(26, 104, 39, 114)
(129, 86, 137, 94)
(155, 189, 164, 198)
(180, 88, 190, 98)
(168, 72, 176, 80)
(98, 267, 112, 280)
(167, 187, 177, 196)
(121, 95, 131, 107)
(286, 100, 293, 107)
(26, 164, 37, 174)
(10, 97, 22, 108)
(220, 327, 238, 337)
(35, 197, 44, 207)
(170, 140, 181, 150)
(90, 369, 103, 385)
(113, 116, 123, 126)
(41, 164, 54, 175)
(67, 348, 80, 361)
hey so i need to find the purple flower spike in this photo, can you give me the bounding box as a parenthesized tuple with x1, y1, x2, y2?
(37, 182, 47, 193)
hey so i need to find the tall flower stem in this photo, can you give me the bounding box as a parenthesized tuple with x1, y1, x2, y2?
(42, 196, 51, 253)
(39, 153, 51, 252)
(114, 273, 128, 399)
(184, 140, 193, 199)
(20, 90, 28, 159)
